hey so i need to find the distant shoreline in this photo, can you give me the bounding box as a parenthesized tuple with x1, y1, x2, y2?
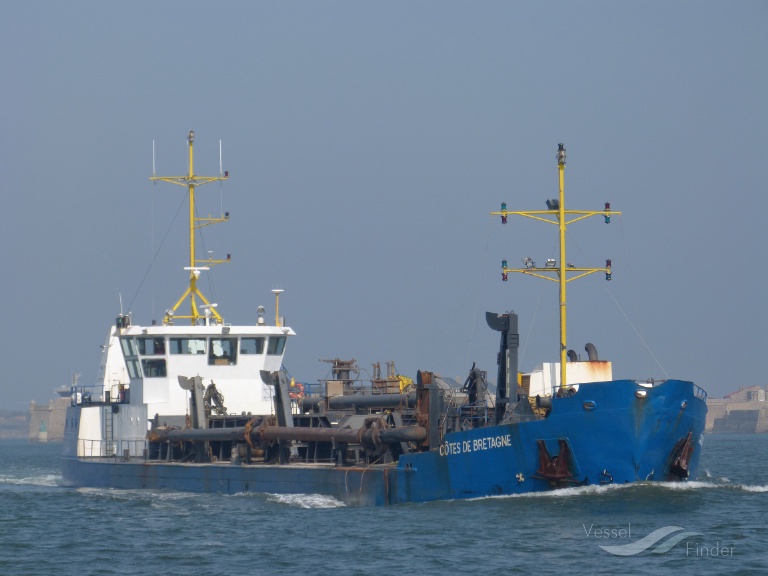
(0, 411, 30, 439)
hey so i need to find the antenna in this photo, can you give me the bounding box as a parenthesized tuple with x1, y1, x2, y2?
(119, 293, 123, 315)
(152, 140, 156, 177)
(491, 143, 621, 389)
(150, 131, 230, 325)
(219, 139, 225, 214)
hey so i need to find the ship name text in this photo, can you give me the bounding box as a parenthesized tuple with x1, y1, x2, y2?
(438, 434, 512, 457)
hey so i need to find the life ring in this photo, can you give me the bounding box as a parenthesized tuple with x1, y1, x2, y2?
(289, 380, 304, 399)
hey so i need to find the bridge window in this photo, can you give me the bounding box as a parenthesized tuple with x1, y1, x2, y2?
(120, 338, 141, 379)
(209, 338, 237, 365)
(138, 337, 165, 356)
(240, 337, 265, 355)
(267, 336, 286, 355)
(170, 338, 207, 355)
(141, 359, 167, 378)
(120, 338, 138, 357)
(126, 359, 141, 379)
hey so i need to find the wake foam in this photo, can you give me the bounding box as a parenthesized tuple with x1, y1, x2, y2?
(467, 478, 768, 502)
(0, 473, 62, 487)
(651, 480, 768, 493)
(266, 493, 346, 508)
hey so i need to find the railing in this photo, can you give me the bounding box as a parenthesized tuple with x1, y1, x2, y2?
(693, 384, 708, 401)
(453, 400, 492, 428)
(69, 385, 103, 406)
(77, 438, 149, 461)
(107, 384, 130, 404)
(69, 385, 131, 406)
(630, 379, 707, 401)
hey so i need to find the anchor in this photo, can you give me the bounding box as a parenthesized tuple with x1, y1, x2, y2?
(667, 431, 695, 480)
(533, 439, 578, 486)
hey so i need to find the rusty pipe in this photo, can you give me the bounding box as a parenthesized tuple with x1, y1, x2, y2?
(259, 425, 426, 445)
(147, 426, 249, 443)
(259, 426, 359, 444)
(300, 392, 417, 412)
(149, 422, 426, 447)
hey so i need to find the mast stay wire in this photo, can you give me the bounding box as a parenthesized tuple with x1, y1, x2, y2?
(568, 216, 669, 378)
(196, 203, 218, 305)
(466, 216, 546, 375)
(126, 192, 187, 316)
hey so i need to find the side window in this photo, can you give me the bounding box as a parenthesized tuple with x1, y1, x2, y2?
(267, 336, 286, 355)
(141, 359, 167, 378)
(126, 359, 141, 379)
(209, 338, 237, 365)
(138, 337, 165, 355)
(170, 338, 206, 355)
(121, 338, 141, 379)
(240, 337, 265, 355)
(120, 338, 138, 357)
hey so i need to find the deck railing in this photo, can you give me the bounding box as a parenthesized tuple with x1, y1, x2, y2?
(77, 438, 148, 461)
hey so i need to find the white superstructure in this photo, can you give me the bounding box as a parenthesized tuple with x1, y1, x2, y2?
(103, 322, 294, 418)
(63, 130, 295, 459)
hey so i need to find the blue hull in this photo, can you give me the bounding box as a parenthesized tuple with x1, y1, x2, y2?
(62, 379, 706, 506)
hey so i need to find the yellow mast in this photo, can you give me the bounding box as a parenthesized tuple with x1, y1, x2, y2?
(491, 144, 621, 389)
(272, 289, 284, 327)
(150, 130, 230, 325)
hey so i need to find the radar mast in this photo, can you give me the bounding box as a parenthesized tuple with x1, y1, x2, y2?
(151, 130, 230, 325)
(491, 144, 621, 388)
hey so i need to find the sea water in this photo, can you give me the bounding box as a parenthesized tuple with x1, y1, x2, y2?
(0, 435, 766, 576)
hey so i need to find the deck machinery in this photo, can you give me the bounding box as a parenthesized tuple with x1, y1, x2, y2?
(146, 311, 522, 470)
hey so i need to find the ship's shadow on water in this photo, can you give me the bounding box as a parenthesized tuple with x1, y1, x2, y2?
(0, 436, 767, 576)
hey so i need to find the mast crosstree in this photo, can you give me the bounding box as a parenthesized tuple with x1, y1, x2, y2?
(491, 143, 621, 389)
(151, 130, 231, 325)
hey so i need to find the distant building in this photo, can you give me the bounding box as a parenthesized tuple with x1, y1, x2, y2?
(29, 389, 71, 442)
(706, 385, 768, 433)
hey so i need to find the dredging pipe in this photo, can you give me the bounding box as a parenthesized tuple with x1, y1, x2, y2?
(300, 392, 418, 412)
(148, 422, 426, 446)
(258, 424, 426, 445)
(147, 426, 249, 443)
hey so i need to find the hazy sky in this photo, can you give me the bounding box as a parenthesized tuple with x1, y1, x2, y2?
(2, 2, 766, 409)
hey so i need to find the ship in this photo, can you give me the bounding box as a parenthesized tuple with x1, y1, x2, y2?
(62, 136, 708, 506)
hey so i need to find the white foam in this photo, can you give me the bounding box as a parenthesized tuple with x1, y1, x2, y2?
(75, 487, 198, 503)
(266, 493, 346, 508)
(468, 482, 633, 501)
(653, 480, 717, 491)
(648, 480, 768, 493)
(739, 484, 768, 493)
(467, 479, 768, 501)
(0, 473, 62, 487)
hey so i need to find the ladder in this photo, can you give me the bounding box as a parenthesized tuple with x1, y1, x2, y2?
(104, 407, 114, 457)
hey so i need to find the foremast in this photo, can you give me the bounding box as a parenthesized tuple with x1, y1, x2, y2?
(151, 130, 230, 325)
(491, 144, 621, 389)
